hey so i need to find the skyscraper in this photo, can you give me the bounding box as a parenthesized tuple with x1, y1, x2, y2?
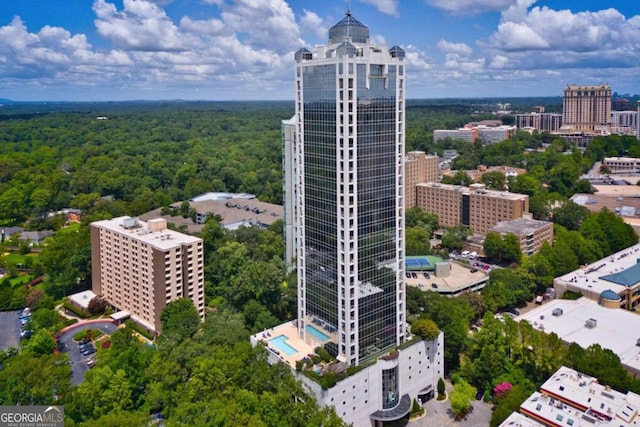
(562, 83, 611, 132)
(271, 10, 442, 426)
(293, 10, 406, 367)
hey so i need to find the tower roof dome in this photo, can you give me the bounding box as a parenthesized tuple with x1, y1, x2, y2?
(329, 11, 369, 44)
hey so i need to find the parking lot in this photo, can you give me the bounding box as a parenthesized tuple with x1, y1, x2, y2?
(57, 321, 117, 385)
(0, 311, 21, 351)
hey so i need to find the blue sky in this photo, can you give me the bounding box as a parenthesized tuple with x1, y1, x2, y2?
(1, 0, 638, 101)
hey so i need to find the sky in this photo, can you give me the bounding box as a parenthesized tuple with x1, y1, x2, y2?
(0, 0, 639, 101)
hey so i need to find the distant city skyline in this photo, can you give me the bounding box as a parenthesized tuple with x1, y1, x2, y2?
(1, 0, 639, 101)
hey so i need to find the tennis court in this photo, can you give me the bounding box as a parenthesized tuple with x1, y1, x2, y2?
(405, 255, 442, 271)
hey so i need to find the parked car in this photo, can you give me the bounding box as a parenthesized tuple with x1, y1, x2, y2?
(85, 358, 95, 368)
(81, 346, 96, 356)
(431, 283, 438, 289)
(423, 272, 430, 279)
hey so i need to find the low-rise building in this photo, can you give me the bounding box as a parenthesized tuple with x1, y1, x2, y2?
(140, 192, 283, 234)
(507, 366, 640, 426)
(517, 297, 640, 376)
(553, 243, 640, 311)
(491, 218, 554, 256)
(602, 157, 640, 174)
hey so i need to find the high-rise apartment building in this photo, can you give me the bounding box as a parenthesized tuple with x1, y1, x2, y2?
(405, 151, 439, 208)
(91, 216, 205, 334)
(416, 183, 529, 235)
(273, 10, 443, 426)
(562, 84, 611, 131)
(293, 10, 406, 367)
(515, 112, 563, 132)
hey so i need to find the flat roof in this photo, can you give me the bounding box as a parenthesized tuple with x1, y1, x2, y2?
(417, 182, 528, 200)
(406, 260, 489, 296)
(498, 412, 544, 427)
(516, 298, 640, 374)
(492, 218, 552, 235)
(92, 216, 202, 250)
(554, 243, 640, 298)
(68, 290, 97, 309)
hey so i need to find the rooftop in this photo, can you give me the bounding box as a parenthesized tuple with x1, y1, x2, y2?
(92, 216, 201, 250)
(492, 218, 553, 235)
(516, 298, 640, 375)
(417, 182, 528, 201)
(555, 243, 640, 297)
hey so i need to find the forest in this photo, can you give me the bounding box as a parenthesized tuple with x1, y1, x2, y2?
(0, 99, 639, 426)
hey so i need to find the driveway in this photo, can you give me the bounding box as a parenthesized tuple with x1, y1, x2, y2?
(57, 320, 117, 385)
(0, 311, 21, 351)
(409, 381, 493, 427)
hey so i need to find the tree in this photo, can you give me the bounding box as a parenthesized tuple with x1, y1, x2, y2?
(406, 226, 432, 256)
(69, 366, 134, 421)
(441, 225, 470, 252)
(480, 171, 507, 191)
(27, 329, 55, 356)
(449, 378, 475, 418)
(411, 318, 440, 341)
(88, 296, 108, 314)
(552, 201, 590, 230)
(160, 298, 201, 342)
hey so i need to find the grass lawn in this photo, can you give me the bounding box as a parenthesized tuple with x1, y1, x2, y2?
(9, 275, 33, 287)
(2, 253, 29, 265)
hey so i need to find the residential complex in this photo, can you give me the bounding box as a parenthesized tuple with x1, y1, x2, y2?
(269, 10, 443, 426)
(562, 84, 612, 132)
(503, 366, 640, 427)
(405, 151, 439, 208)
(491, 218, 554, 257)
(90, 216, 205, 334)
(514, 112, 563, 132)
(416, 182, 530, 235)
(139, 192, 283, 235)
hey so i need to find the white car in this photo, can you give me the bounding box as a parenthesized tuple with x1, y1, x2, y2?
(469, 251, 477, 259)
(461, 250, 470, 257)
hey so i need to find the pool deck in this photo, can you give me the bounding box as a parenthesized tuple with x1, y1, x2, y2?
(254, 321, 316, 368)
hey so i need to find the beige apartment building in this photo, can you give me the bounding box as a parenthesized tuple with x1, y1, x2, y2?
(405, 151, 439, 207)
(562, 84, 611, 132)
(91, 216, 205, 334)
(416, 183, 529, 235)
(491, 218, 554, 256)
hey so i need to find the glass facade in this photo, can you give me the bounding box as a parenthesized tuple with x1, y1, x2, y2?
(295, 12, 405, 366)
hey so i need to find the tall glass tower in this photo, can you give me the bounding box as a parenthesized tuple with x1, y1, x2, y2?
(293, 11, 406, 366)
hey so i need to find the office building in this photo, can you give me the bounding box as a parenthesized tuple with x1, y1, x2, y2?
(433, 128, 477, 143)
(91, 216, 205, 334)
(515, 112, 563, 132)
(405, 151, 439, 208)
(562, 84, 611, 132)
(508, 366, 640, 427)
(416, 183, 529, 235)
(269, 9, 443, 426)
(553, 243, 640, 311)
(491, 218, 554, 256)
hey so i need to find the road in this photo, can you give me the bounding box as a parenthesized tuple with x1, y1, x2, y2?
(57, 321, 117, 385)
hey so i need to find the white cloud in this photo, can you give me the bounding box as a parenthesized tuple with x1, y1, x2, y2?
(300, 9, 327, 40)
(359, 0, 399, 17)
(437, 39, 473, 56)
(93, 0, 185, 51)
(492, 4, 640, 53)
(423, 0, 518, 15)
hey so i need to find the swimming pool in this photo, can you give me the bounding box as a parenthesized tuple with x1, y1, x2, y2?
(306, 324, 330, 341)
(269, 335, 298, 356)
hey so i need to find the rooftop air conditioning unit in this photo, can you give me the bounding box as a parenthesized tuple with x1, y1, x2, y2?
(585, 318, 597, 329)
